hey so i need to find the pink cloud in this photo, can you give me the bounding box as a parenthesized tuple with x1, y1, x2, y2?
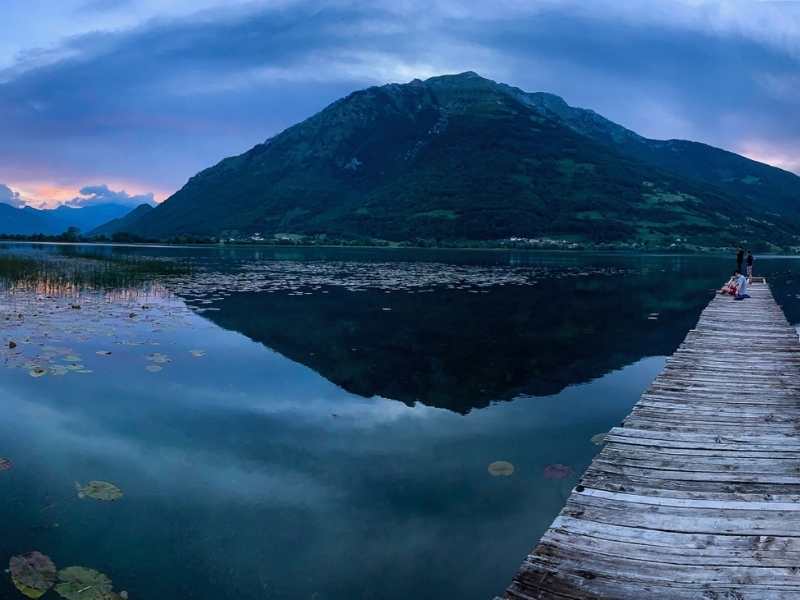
(5, 179, 169, 209)
(737, 141, 800, 175)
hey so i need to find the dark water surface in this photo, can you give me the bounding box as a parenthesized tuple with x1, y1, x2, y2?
(1, 243, 799, 600)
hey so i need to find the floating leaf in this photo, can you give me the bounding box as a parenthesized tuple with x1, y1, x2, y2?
(146, 353, 170, 364)
(0, 457, 12, 471)
(54, 567, 114, 600)
(75, 481, 123, 502)
(189, 350, 206, 358)
(543, 464, 574, 480)
(63, 355, 81, 363)
(488, 461, 514, 477)
(590, 433, 608, 446)
(29, 367, 47, 378)
(95, 351, 112, 356)
(9, 552, 57, 599)
(145, 365, 162, 373)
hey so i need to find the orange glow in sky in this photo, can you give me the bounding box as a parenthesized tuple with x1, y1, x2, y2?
(8, 180, 169, 209)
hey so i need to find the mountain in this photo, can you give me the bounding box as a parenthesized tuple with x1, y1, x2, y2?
(121, 72, 800, 248)
(0, 203, 133, 236)
(89, 203, 154, 237)
(0, 203, 52, 235)
(519, 91, 800, 220)
(49, 204, 134, 233)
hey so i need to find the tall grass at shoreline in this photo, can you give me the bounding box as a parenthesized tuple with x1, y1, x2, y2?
(0, 251, 191, 292)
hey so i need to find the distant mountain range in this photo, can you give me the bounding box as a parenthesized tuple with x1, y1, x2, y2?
(0, 203, 135, 236)
(9, 72, 800, 248)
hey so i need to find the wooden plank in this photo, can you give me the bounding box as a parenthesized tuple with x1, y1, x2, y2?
(499, 281, 800, 599)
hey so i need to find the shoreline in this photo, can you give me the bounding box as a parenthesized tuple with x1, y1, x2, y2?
(2, 238, 797, 257)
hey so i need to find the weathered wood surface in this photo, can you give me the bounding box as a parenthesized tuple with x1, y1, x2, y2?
(501, 281, 800, 599)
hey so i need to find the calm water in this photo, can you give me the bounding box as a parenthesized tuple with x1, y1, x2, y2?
(1, 243, 800, 599)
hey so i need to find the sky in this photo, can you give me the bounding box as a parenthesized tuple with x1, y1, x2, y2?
(1, 0, 799, 208)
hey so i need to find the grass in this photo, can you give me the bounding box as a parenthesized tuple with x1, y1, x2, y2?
(0, 251, 191, 291)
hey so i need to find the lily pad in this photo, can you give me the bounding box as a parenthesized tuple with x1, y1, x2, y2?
(543, 463, 574, 480)
(0, 457, 12, 471)
(9, 551, 57, 599)
(29, 367, 47, 378)
(95, 351, 112, 356)
(54, 567, 114, 600)
(75, 481, 123, 501)
(189, 350, 206, 358)
(488, 461, 514, 477)
(145, 365, 162, 373)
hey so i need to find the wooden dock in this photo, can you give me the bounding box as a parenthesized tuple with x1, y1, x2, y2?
(500, 280, 800, 599)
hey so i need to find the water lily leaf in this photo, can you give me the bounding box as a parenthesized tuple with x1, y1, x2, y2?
(543, 463, 574, 480)
(488, 461, 514, 477)
(146, 353, 170, 364)
(29, 367, 47, 378)
(590, 433, 608, 446)
(63, 355, 81, 363)
(54, 567, 114, 600)
(189, 350, 206, 358)
(145, 365, 162, 373)
(0, 457, 12, 471)
(75, 481, 123, 501)
(95, 351, 112, 356)
(9, 551, 57, 599)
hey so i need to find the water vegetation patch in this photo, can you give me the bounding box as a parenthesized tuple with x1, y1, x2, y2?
(9, 552, 57, 599)
(75, 481, 124, 502)
(7, 554, 127, 600)
(0, 250, 190, 293)
(488, 461, 515, 476)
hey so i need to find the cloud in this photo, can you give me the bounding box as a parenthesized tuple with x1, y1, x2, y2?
(0, 0, 797, 200)
(0, 183, 26, 208)
(66, 184, 156, 207)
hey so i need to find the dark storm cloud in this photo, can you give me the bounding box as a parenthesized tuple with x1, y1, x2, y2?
(1, 0, 798, 205)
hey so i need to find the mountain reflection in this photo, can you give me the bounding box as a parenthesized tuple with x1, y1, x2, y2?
(0, 243, 726, 414)
(192, 273, 715, 413)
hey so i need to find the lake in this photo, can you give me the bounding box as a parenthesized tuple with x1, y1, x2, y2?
(1, 243, 799, 600)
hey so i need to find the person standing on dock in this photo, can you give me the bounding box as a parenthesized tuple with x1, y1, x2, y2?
(746, 251, 754, 281)
(736, 247, 744, 273)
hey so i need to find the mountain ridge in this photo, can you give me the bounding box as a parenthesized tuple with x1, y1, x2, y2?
(89, 203, 154, 237)
(0, 203, 134, 236)
(100, 72, 800, 248)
